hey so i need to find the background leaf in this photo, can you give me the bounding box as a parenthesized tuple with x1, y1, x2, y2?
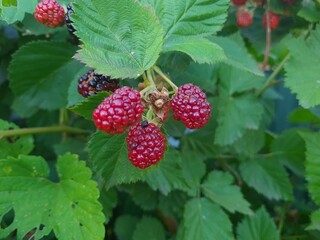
(240, 157, 293, 201)
(132, 216, 166, 240)
(9, 41, 83, 117)
(237, 207, 280, 240)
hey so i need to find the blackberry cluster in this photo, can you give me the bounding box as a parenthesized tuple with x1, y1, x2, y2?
(65, 4, 76, 34)
(78, 70, 120, 98)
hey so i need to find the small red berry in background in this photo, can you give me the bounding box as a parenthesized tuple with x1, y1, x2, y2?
(171, 84, 211, 129)
(231, 0, 247, 6)
(236, 9, 253, 28)
(262, 11, 280, 30)
(34, 0, 65, 28)
(92, 87, 144, 135)
(126, 122, 166, 169)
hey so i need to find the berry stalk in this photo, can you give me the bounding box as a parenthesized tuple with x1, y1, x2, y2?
(153, 66, 178, 92)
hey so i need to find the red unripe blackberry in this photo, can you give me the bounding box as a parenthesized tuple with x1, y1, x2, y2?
(93, 87, 144, 134)
(236, 10, 253, 28)
(126, 122, 166, 169)
(171, 84, 211, 129)
(262, 11, 280, 30)
(34, 0, 65, 28)
(65, 3, 76, 34)
(231, 0, 247, 6)
(78, 70, 120, 98)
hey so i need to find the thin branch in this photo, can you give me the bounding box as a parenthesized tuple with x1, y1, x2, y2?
(256, 53, 291, 97)
(0, 125, 89, 139)
(153, 66, 178, 92)
(262, 0, 271, 69)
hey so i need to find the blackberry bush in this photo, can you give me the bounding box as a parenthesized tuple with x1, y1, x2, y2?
(1, 0, 320, 239)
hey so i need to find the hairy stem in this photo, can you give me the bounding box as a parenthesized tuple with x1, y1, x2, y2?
(256, 53, 291, 97)
(0, 125, 89, 139)
(153, 66, 178, 92)
(146, 69, 157, 89)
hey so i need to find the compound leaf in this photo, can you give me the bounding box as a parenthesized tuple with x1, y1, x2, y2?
(182, 198, 233, 240)
(71, 0, 163, 79)
(285, 29, 320, 108)
(202, 171, 252, 215)
(240, 157, 293, 201)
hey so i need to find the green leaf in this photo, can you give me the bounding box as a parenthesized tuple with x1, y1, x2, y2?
(163, 37, 226, 64)
(141, 0, 229, 45)
(133, 216, 166, 240)
(99, 188, 117, 223)
(285, 29, 320, 108)
(202, 171, 252, 215)
(215, 94, 264, 145)
(88, 131, 153, 188)
(0, 119, 34, 158)
(289, 108, 320, 124)
(218, 65, 264, 94)
(0, 153, 105, 240)
(131, 183, 158, 211)
(9, 41, 83, 117)
(237, 207, 280, 240)
(301, 132, 320, 205)
(54, 139, 88, 160)
(72, 0, 163, 79)
(0, 0, 37, 24)
(70, 92, 111, 120)
(210, 35, 263, 76)
(2, 0, 17, 7)
(182, 198, 233, 240)
(144, 149, 189, 195)
(240, 157, 293, 201)
(308, 210, 320, 231)
(232, 129, 265, 158)
(181, 151, 206, 196)
(115, 215, 139, 240)
(271, 129, 306, 176)
(298, 1, 320, 22)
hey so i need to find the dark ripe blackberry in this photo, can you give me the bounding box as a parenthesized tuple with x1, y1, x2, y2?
(65, 4, 76, 34)
(141, 120, 148, 128)
(78, 70, 120, 98)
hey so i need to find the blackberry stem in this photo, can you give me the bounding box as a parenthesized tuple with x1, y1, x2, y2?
(153, 66, 178, 92)
(0, 125, 89, 139)
(146, 69, 157, 89)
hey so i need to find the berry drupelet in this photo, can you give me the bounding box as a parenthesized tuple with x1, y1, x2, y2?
(126, 122, 166, 169)
(78, 70, 120, 98)
(34, 0, 65, 28)
(171, 84, 211, 129)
